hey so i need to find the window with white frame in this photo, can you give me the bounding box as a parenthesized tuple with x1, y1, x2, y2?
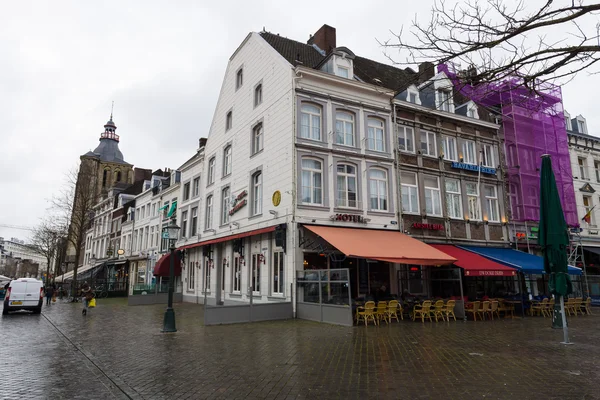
(181, 210, 188, 238)
(183, 182, 190, 201)
(190, 207, 198, 237)
(401, 172, 419, 213)
(445, 179, 462, 219)
(301, 158, 323, 205)
(150, 226, 154, 247)
(208, 157, 215, 185)
(252, 172, 262, 216)
(252, 123, 263, 155)
(462, 140, 477, 164)
(233, 256, 241, 292)
(595, 161, 600, 183)
(369, 168, 388, 211)
(398, 125, 415, 153)
(335, 112, 355, 146)
(251, 253, 260, 293)
(466, 182, 481, 220)
(151, 203, 156, 216)
(223, 146, 232, 176)
(254, 83, 262, 107)
(300, 104, 322, 141)
(578, 157, 587, 180)
(187, 259, 195, 291)
(482, 144, 495, 167)
(438, 90, 452, 112)
(578, 119, 587, 134)
(484, 185, 500, 222)
(424, 176, 442, 216)
(236, 68, 243, 89)
(583, 195, 595, 225)
(420, 131, 437, 157)
(144, 226, 149, 248)
(221, 187, 230, 225)
(367, 118, 385, 152)
(407, 90, 420, 104)
(192, 177, 200, 197)
(441, 136, 458, 161)
(226, 111, 232, 131)
(336, 164, 357, 208)
(205, 195, 213, 229)
(272, 250, 284, 295)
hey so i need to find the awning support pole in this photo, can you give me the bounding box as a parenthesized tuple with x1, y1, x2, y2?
(518, 273, 525, 318)
(458, 269, 466, 322)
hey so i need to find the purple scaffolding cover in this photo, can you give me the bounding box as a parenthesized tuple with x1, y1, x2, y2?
(439, 64, 577, 226)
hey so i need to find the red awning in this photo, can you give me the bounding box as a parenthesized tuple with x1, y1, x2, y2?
(179, 226, 277, 250)
(429, 244, 517, 277)
(153, 253, 182, 277)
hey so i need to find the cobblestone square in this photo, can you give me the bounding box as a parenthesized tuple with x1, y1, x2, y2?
(1, 299, 599, 399)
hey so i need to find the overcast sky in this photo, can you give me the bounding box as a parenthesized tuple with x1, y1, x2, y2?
(1, 0, 598, 241)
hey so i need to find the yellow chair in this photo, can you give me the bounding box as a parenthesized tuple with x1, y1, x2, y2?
(574, 297, 584, 315)
(584, 297, 593, 315)
(466, 301, 480, 321)
(431, 300, 445, 322)
(443, 300, 456, 321)
(544, 298, 555, 318)
(356, 301, 376, 326)
(565, 298, 578, 317)
(412, 300, 432, 323)
(478, 301, 491, 320)
(386, 300, 401, 323)
(375, 303, 389, 325)
(530, 299, 547, 317)
(489, 300, 499, 320)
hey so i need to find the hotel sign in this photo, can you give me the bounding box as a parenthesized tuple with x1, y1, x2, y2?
(330, 213, 368, 224)
(451, 162, 496, 175)
(411, 223, 444, 230)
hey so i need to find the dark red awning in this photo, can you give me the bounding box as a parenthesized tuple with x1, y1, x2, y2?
(153, 253, 182, 277)
(179, 226, 277, 250)
(429, 244, 517, 277)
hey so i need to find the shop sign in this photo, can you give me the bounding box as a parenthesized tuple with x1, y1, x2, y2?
(451, 162, 496, 175)
(411, 222, 444, 230)
(272, 190, 281, 207)
(229, 190, 248, 216)
(330, 213, 367, 224)
(589, 230, 599, 235)
(465, 270, 516, 277)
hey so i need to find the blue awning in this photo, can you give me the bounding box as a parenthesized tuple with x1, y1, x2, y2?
(459, 246, 582, 276)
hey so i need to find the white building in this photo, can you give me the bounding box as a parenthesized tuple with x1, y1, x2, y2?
(0, 237, 47, 278)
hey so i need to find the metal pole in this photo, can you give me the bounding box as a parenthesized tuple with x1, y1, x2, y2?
(162, 246, 177, 332)
(249, 285, 253, 322)
(518, 273, 525, 318)
(458, 268, 466, 322)
(559, 295, 571, 344)
(579, 240, 590, 298)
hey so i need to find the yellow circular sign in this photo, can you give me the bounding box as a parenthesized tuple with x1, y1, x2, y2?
(272, 190, 281, 207)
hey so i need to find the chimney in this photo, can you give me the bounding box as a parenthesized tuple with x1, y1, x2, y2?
(198, 137, 207, 150)
(307, 24, 336, 54)
(418, 62, 435, 83)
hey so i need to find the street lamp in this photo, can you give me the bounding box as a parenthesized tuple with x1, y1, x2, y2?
(162, 220, 180, 333)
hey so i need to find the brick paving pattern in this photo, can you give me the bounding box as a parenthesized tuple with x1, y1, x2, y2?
(1, 298, 599, 399)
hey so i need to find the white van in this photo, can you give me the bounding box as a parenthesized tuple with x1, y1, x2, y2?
(2, 278, 43, 315)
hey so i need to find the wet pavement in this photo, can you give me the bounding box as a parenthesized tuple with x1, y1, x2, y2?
(1, 298, 599, 399)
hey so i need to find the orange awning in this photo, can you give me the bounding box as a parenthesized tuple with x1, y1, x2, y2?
(304, 225, 456, 266)
(179, 226, 277, 250)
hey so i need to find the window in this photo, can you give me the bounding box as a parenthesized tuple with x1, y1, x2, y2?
(369, 169, 388, 211)
(420, 131, 437, 157)
(579, 157, 587, 180)
(223, 146, 232, 176)
(221, 187, 230, 225)
(583, 196, 595, 225)
(236, 68, 243, 89)
(466, 182, 481, 220)
(565, 116, 571, 130)
(482, 144, 495, 168)
(462, 140, 477, 164)
(150, 226, 154, 247)
(424, 176, 442, 216)
(254, 84, 262, 107)
(144, 226, 149, 249)
(595, 161, 600, 183)
(181, 211, 188, 238)
(438, 90, 452, 112)
(336, 164, 357, 208)
(116, 171, 122, 182)
(300, 104, 322, 141)
(190, 207, 198, 236)
(578, 120, 586, 134)
(401, 172, 419, 213)
(252, 172, 262, 216)
(203, 257, 211, 293)
(151, 203, 156, 216)
(484, 185, 500, 222)
(226, 111, 232, 131)
(367, 118, 385, 152)
(441, 136, 457, 161)
(187, 258, 195, 291)
(233, 256, 241, 293)
(192, 177, 200, 197)
(445, 179, 462, 219)
(205, 195, 213, 229)
(398, 125, 415, 153)
(335, 112, 355, 146)
(252, 123, 263, 155)
(208, 157, 215, 185)
(183, 182, 190, 201)
(301, 158, 323, 205)
(272, 251, 284, 295)
(251, 254, 260, 293)
(408, 91, 420, 104)
(337, 66, 349, 78)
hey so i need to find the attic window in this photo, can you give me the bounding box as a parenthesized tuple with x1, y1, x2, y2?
(337, 66, 349, 78)
(578, 119, 587, 134)
(407, 90, 421, 105)
(437, 90, 453, 112)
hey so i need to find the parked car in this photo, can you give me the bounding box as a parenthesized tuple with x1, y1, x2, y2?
(2, 278, 43, 315)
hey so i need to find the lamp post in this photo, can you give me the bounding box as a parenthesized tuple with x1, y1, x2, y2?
(162, 220, 180, 333)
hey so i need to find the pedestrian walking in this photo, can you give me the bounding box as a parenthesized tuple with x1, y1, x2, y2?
(45, 285, 55, 306)
(81, 282, 93, 316)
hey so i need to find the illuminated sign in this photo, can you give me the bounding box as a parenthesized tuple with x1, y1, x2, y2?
(451, 162, 496, 175)
(329, 214, 367, 224)
(229, 190, 248, 216)
(411, 222, 444, 230)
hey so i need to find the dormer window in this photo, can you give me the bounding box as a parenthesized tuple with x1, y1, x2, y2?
(578, 119, 587, 134)
(337, 66, 349, 78)
(438, 90, 453, 112)
(564, 111, 572, 131)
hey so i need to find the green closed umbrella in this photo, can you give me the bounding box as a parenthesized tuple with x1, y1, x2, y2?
(538, 155, 572, 343)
